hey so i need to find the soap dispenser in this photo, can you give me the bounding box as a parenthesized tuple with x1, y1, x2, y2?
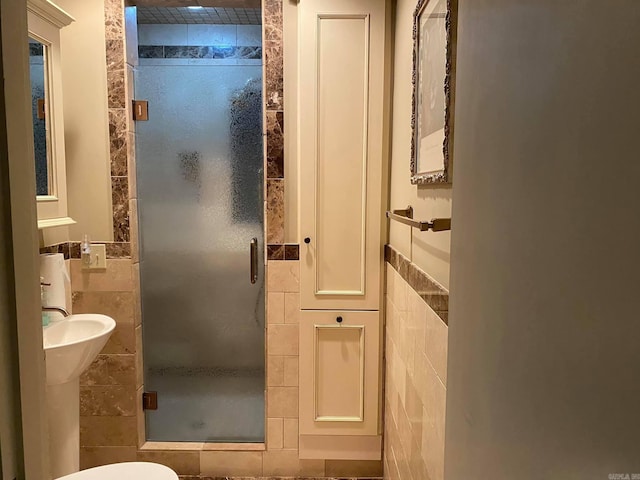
(40, 276, 50, 327)
(81, 234, 91, 267)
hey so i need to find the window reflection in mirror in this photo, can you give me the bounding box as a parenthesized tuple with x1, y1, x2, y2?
(29, 37, 52, 197)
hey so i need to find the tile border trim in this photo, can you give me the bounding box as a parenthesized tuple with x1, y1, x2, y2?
(139, 45, 262, 59)
(385, 244, 449, 325)
(267, 243, 299, 260)
(40, 241, 131, 260)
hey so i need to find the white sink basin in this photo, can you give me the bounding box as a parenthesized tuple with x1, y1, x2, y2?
(43, 314, 116, 386)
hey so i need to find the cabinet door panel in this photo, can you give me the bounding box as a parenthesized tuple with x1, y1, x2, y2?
(314, 15, 368, 298)
(300, 310, 380, 436)
(299, 0, 387, 310)
(316, 326, 363, 420)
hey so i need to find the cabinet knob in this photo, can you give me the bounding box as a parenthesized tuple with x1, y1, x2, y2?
(304, 237, 311, 244)
(336, 316, 343, 323)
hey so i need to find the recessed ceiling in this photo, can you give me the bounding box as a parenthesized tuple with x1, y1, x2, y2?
(130, 0, 261, 8)
(137, 6, 261, 24)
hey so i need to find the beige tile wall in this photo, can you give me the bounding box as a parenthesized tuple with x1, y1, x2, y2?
(383, 264, 448, 480)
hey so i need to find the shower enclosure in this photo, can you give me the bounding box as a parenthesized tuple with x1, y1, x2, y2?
(135, 34, 265, 442)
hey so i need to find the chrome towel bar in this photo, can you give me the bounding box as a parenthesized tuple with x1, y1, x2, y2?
(386, 205, 451, 232)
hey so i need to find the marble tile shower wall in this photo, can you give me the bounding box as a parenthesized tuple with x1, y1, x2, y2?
(137, 24, 262, 63)
(106, 0, 133, 243)
(263, 0, 294, 260)
(383, 246, 449, 480)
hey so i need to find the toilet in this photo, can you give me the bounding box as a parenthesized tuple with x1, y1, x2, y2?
(55, 462, 178, 480)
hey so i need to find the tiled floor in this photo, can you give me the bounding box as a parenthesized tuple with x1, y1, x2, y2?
(177, 477, 383, 479)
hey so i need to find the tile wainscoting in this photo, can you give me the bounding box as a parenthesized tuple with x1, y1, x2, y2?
(384, 245, 448, 325)
(383, 245, 448, 480)
(72, 259, 140, 459)
(52, 256, 381, 478)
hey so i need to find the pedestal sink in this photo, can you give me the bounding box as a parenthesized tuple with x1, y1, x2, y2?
(43, 314, 115, 478)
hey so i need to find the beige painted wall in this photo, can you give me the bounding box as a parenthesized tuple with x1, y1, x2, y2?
(388, 0, 452, 289)
(446, 0, 640, 478)
(57, 0, 113, 242)
(1, 0, 51, 476)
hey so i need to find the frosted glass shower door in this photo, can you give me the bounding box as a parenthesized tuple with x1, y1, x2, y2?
(136, 64, 264, 442)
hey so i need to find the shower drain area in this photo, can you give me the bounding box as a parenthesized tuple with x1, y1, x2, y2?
(145, 367, 265, 443)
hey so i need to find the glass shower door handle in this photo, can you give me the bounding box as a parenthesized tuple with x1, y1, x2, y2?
(250, 238, 258, 284)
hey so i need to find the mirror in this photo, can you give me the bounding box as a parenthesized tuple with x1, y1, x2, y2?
(27, 0, 75, 228)
(410, 0, 457, 185)
(29, 38, 52, 197)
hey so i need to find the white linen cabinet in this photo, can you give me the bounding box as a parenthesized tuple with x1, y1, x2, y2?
(297, 0, 390, 460)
